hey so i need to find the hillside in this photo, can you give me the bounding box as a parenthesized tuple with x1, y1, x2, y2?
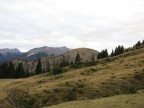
(46, 89, 144, 108)
(12, 48, 98, 73)
(0, 47, 143, 108)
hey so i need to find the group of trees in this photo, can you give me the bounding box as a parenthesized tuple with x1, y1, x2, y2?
(51, 54, 81, 75)
(35, 59, 42, 75)
(75, 53, 81, 62)
(97, 40, 144, 60)
(0, 62, 29, 78)
(0, 58, 44, 78)
(35, 58, 51, 75)
(111, 45, 124, 57)
(97, 45, 125, 59)
(133, 40, 144, 48)
(59, 60, 70, 67)
(58, 54, 80, 68)
(97, 49, 108, 59)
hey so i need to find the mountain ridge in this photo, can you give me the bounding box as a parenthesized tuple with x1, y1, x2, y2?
(0, 46, 70, 63)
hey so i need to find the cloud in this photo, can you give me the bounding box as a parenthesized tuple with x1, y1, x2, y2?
(0, 0, 144, 52)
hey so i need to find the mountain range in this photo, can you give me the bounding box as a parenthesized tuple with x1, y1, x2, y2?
(0, 46, 98, 74)
(0, 46, 70, 63)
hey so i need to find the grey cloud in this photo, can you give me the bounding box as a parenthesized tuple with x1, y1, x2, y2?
(0, 0, 144, 52)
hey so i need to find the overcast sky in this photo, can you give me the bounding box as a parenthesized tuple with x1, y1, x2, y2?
(0, 0, 144, 52)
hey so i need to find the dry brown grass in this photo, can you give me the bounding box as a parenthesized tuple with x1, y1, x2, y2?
(0, 79, 16, 100)
(45, 89, 144, 108)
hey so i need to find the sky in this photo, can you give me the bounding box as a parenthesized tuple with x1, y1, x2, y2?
(0, 0, 144, 52)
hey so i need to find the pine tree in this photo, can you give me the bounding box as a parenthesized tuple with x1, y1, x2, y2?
(91, 54, 95, 60)
(135, 41, 141, 47)
(16, 63, 25, 78)
(0, 63, 8, 78)
(70, 61, 73, 65)
(8, 61, 15, 78)
(104, 49, 108, 58)
(47, 61, 50, 72)
(35, 58, 42, 74)
(97, 49, 108, 59)
(113, 45, 124, 56)
(142, 40, 144, 45)
(60, 60, 69, 67)
(111, 50, 114, 57)
(25, 68, 30, 77)
(75, 53, 81, 62)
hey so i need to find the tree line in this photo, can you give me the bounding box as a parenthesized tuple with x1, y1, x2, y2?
(0, 62, 30, 78)
(133, 40, 144, 48)
(97, 40, 144, 59)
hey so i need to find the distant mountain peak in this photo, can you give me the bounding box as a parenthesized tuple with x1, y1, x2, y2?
(0, 48, 21, 54)
(26, 46, 70, 56)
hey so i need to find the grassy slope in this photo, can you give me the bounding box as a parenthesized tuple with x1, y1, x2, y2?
(46, 89, 144, 108)
(0, 47, 144, 107)
(0, 79, 16, 108)
(0, 79, 15, 100)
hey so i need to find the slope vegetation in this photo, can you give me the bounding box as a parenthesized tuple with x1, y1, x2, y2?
(46, 89, 144, 108)
(0, 48, 144, 108)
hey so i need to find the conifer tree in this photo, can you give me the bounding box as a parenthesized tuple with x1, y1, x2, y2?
(26, 68, 30, 77)
(142, 40, 144, 45)
(35, 58, 42, 74)
(97, 49, 108, 59)
(47, 61, 50, 72)
(0, 63, 8, 78)
(112, 45, 124, 56)
(16, 63, 25, 78)
(75, 53, 81, 62)
(135, 41, 141, 47)
(91, 54, 95, 60)
(60, 60, 69, 67)
(8, 61, 15, 78)
(111, 50, 114, 57)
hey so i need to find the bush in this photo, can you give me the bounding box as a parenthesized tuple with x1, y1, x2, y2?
(80, 72, 86, 75)
(89, 68, 97, 72)
(53, 68, 62, 75)
(63, 91, 75, 101)
(134, 72, 144, 80)
(70, 62, 84, 69)
(128, 86, 137, 94)
(21, 96, 37, 108)
(85, 61, 97, 67)
(70, 61, 97, 69)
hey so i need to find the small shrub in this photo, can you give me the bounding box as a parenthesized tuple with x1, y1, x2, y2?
(80, 72, 85, 75)
(106, 58, 110, 61)
(128, 86, 137, 94)
(85, 61, 97, 66)
(134, 72, 144, 80)
(134, 74, 142, 79)
(77, 84, 85, 88)
(63, 91, 75, 101)
(70, 61, 97, 69)
(21, 96, 37, 108)
(52, 68, 62, 75)
(89, 68, 97, 72)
